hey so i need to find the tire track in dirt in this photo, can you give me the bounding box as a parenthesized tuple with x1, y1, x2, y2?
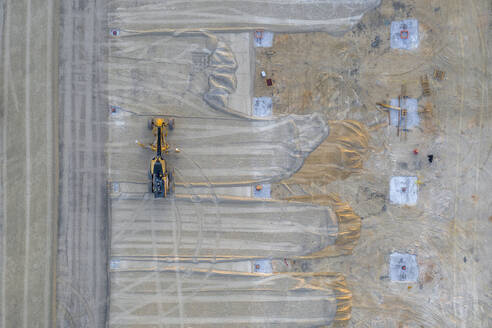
(1, 3, 11, 326)
(451, 0, 489, 326)
(22, 2, 32, 327)
(56, 0, 108, 327)
(2, 0, 58, 326)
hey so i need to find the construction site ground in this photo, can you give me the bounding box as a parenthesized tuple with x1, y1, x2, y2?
(1, 0, 491, 327)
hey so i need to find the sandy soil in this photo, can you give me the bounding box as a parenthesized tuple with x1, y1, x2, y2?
(1, 0, 490, 327)
(0, 0, 58, 327)
(256, 0, 491, 326)
(55, 0, 109, 327)
(105, 0, 491, 326)
(108, 0, 380, 34)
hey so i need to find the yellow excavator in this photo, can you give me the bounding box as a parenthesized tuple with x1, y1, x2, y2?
(136, 117, 175, 198)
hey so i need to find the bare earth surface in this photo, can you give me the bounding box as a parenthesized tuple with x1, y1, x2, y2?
(56, 0, 109, 327)
(1, 0, 491, 327)
(1, 0, 58, 327)
(263, 1, 492, 326)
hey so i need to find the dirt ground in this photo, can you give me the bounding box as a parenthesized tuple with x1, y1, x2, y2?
(256, 0, 491, 326)
(107, 0, 491, 326)
(0, 0, 58, 327)
(1, 0, 491, 327)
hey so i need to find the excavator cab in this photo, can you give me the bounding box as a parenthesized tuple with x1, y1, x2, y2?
(136, 117, 175, 198)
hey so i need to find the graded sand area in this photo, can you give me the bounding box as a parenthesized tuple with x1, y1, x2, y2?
(104, 1, 383, 326)
(108, 0, 381, 33)
(0, 0, 58, 327)
(106, 33, 357, 324)
(2, 0, 109, 327)
(109, 269, 349, 328)
(108, 0, 491, 326)
(56, 0, 109, 327)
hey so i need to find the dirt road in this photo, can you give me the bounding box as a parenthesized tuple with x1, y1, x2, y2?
(0, 0, 58, 326)
(56, 0, 109, 327)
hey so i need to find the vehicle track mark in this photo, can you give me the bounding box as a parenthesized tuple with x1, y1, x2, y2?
(22, 1, 32, 327)
(1, 2, 10, 326)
